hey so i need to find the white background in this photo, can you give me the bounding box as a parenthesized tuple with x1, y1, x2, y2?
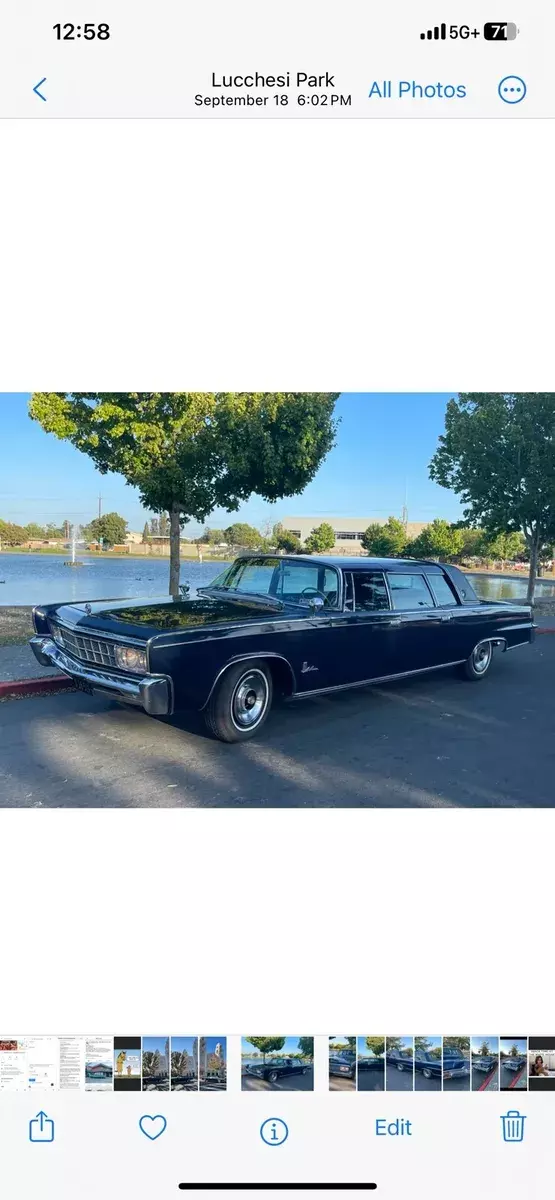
(0, 117, 553, 1043)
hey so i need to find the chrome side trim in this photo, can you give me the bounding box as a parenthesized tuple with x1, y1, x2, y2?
(201, 652, 297, 708)
(290, 658, 467, 700)
(504, 639, 531, 651)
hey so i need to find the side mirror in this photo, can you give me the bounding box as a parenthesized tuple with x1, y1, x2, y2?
(308, 595, 325, 611)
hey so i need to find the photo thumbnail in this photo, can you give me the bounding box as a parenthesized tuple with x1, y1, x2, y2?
(142, 1037, 170, 1091)
(471, 1037, 499, 1091)
(199, 1037, 227, 1091)
(113, 1037, 141, 1092)
(241, 1037, 314, 1091)
(329, 1036, 356, 1091)
(356, 1038, 385, 1091)
(170, 1038, 198, 1091)
(529, 1038, 555, 1091)
(414, 1037, 442, 1091)
(500, 1038, 528, 1091)
(442, 1037, 471, 1091)
(385, 1038, 414, 1091)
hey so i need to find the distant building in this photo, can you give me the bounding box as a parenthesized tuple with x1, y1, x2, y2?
(281, 516, 428, 554)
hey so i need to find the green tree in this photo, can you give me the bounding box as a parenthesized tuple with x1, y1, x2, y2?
(82, 512, 128, 548)
(430, 393, 555, 601)
(365, 1036, 385, 1058)
(444, 1036, 470, 1053)
(361, 516, 406, 557)
(297, 1037, 314, 1059)
(480, 529, 527, 562)
(304, 521, 335, 553)
(224, 522, 264, 550)
(24, 522, 46, 539)
(405, 519, 464, 561)
(199, 526, 225, 545)
(0, 519, 28, 546)
(30, 393, 338, 596)
(245, 1036, 285, 1064)
(274, 525, 302, 553)
(142, 521, 151, 544)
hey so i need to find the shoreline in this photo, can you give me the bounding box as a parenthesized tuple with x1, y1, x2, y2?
(2, 591, 555, 648)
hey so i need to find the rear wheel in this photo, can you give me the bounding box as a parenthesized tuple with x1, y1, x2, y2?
(459, 640, 493, 681)
(268, 1071, 278, 1084)
(203, 660, 273, 743)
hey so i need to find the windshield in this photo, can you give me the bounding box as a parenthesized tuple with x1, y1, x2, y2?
(204, 557, 340, 607)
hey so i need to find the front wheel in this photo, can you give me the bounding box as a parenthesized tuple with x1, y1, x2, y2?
(203, 660, 273, 743)
(459, 640, 493, 681)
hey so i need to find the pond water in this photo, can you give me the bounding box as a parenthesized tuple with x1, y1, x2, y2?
(0, 552, 554, 607)
(0, 554, 231, 606)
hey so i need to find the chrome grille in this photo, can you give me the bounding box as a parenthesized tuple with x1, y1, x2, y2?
(50, 622, 117, 670)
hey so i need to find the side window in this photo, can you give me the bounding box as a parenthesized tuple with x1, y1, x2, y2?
(278, 561, 340, 606)
(387, 573, 434, 611)
(426, 573, 458, 607)
(353, 571, 390, 612)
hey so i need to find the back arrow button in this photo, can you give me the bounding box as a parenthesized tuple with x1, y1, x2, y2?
(33, 78, 47, 102)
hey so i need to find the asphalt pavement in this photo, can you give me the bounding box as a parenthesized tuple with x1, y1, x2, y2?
(242, 1069, 314, 1091)
(1, 640, 554, 807)
(329, 1074, 356, 1091)
(357, 1068, 385, 1091)
(385, 1064, 414, 1091)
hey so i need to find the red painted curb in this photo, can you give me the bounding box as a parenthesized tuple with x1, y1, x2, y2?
(536, 627, 555, 635)
(0, 675, 73, 699)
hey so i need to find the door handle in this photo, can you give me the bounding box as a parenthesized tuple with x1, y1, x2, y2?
(388, 618, 403, 627)
(440, 612, 453, 621)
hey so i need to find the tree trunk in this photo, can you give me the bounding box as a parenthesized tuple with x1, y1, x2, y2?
(526, 532, 539, 604)
(169, 505, 181, 597)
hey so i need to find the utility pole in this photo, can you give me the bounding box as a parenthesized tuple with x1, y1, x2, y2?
(401, 479, 408, 530)
(98, 492, 102, 520)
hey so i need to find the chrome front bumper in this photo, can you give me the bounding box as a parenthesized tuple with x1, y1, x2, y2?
(29, 636, 172, 716)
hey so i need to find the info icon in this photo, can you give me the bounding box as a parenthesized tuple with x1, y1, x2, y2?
(260, 1118, 289, 1146)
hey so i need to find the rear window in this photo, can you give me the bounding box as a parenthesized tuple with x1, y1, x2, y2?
(426, 573, 458, 607)
(387, 573, 434, 611)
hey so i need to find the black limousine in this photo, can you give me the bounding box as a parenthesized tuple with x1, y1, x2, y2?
(30, 554, 534, 743)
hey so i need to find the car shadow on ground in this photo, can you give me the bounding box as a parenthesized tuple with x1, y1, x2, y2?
(0, 641, 553, 807)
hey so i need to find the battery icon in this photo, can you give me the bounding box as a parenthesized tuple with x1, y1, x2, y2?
(484, 22, 519, 39)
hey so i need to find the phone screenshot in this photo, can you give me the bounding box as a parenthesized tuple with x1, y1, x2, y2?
(0, 3, 552, 1200)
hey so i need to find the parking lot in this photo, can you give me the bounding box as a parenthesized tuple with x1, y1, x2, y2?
(0, 639, 554, 807)
(500, 1063, 527, 1090)
(242, 1068, 314, 1092)
(385, 1064, 414, 1091)
(357, 1067, 385, 1091)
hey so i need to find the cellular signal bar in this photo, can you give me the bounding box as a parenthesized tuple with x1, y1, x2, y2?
(420, 23, 447, 39)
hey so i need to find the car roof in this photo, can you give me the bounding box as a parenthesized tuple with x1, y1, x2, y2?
(245, 554, 446, 573)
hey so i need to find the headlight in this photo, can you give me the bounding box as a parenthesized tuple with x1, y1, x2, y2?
(52, 626, 65, 648)
(114, 645, 147, 673)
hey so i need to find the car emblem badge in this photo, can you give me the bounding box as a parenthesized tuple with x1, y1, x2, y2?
(301, 661, 318, 674)
(85, 603, 92, 615)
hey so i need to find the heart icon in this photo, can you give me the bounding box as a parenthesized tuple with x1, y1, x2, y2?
(139, 1114, 167, 1140)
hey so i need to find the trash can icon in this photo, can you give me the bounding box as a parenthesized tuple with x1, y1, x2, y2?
(501, 1110, 526, 1142)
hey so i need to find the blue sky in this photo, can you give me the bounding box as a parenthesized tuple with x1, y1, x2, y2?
(471, 1037, 499, 1054)
(204, 1037, 226, 1057)
(500, 1039, 527, 1055)
(357, 1038, 384, 1058)
(142, 1036, 168, 1054)
(241, 1037, 310, 1056)
(1, 393, 462, 534)
(418, 1036, 441, 1051)
(170, 1037, 197, 1054)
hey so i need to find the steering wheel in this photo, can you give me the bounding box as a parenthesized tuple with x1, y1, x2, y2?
(301, 587, 330, 606)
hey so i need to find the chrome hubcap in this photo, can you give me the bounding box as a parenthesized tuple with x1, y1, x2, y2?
(231, 670, 268, 729)
(472, 643, 491, 673)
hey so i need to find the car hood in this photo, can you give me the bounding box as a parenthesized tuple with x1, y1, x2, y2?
(47, 595, 289, 639)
